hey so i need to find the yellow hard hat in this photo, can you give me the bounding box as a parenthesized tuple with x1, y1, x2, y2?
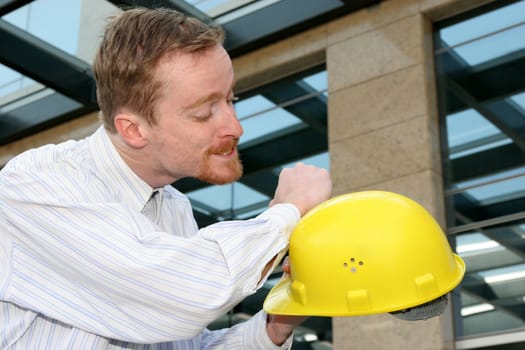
(263, 191, 465, 317)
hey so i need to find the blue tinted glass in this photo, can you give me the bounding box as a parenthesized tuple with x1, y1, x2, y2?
(4, 0, 82, 55)
(437, 0, 525, 339)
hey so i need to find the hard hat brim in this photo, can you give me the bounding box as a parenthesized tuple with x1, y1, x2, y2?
(263, 275, 306, 316)
(263, 254, 465, 317)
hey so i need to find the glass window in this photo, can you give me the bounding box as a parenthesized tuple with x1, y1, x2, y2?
(0, 0, 113, 131)
(237, 95, 304, 145)
(187, 0, 284, 21)
(0, 65, 39, 102)
(438, 1, 525, 65)
(435, 0, 525, 344)
(3, 0, 82, 55)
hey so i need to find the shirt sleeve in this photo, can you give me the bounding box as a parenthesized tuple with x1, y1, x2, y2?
(0, 164, 300, 344)
(197, 203, 299, 295)
(198, 310, 294, 350)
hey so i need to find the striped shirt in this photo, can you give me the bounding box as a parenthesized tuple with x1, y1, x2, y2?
(0, 126, 299, 349)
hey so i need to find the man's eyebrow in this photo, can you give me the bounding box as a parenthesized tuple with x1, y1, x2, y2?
(182, 81, 237, 111)
(183, 92, 222, 111)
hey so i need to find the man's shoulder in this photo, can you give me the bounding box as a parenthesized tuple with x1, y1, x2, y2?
(6, 138, 87, 170)
(1, 137, 97, 190)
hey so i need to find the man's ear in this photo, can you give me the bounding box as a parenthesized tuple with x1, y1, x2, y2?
(114, 113, 148, 148)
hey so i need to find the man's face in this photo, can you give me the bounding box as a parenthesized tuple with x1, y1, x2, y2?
(145, 45, 244, 185)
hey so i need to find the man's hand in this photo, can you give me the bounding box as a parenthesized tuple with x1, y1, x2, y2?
(266, 313, 308, 345)
(270, 163, 332, 216)
(266, 257, 308, 345)
(265, 164, 329, 344)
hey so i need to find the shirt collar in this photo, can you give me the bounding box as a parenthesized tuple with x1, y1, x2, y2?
(88, 125, 156, 212)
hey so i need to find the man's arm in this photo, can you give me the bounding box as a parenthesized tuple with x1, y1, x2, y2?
(265, 256, 308, 345)
(262, 163, 332, 345)
(195, 310, 294, 349)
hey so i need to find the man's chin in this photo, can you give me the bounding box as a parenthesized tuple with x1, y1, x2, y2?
(198, 163, 243, 185)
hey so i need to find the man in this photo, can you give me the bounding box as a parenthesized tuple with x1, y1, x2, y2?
(0, 6, 332, 349)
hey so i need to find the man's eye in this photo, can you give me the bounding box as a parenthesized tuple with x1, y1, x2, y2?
(196, 114, 211, 120)
(192, 113, 212, 121)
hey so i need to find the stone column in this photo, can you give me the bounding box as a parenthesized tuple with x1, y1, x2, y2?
(327, 3, 453, 350)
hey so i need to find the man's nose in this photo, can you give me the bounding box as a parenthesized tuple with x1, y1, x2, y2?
(223, 106, 244, 138)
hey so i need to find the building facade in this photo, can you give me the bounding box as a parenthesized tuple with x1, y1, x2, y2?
(1, 0, 524, 349)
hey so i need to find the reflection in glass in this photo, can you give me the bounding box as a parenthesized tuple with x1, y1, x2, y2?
(456, 222, 525, 336)
(436, 0, 525, 341)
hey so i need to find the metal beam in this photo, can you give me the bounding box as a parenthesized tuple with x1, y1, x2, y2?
(439, 48, 525, 115)
(0, 19, 97, 105)
(0, 0, 33, 16)
(106, 0, 213, 24)
(239, 170, 278, 197)
(450, 143, 525, 183)
(260, 81, 327, 135)
(0, 92, 97, 146)
(222, 0, 380, 57)
(106, 0, 380, 58)
(452, 50, 525, 104)
(221, 0, 343, 55)
(241, 126, 327, 172)
(446, 77, 525, 152)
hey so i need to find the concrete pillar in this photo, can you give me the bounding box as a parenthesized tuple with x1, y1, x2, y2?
(326, 2, 452, 349)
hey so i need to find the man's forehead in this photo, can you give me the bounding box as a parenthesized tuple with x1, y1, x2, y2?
(155, 47, 235, 108)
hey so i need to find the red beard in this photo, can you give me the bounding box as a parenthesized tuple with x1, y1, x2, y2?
(198, 139, 243, 185)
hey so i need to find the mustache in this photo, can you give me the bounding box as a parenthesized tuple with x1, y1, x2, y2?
(209, 138, 239, 154)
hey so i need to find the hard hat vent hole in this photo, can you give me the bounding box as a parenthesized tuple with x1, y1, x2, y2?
(343, 258, 364, 272)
